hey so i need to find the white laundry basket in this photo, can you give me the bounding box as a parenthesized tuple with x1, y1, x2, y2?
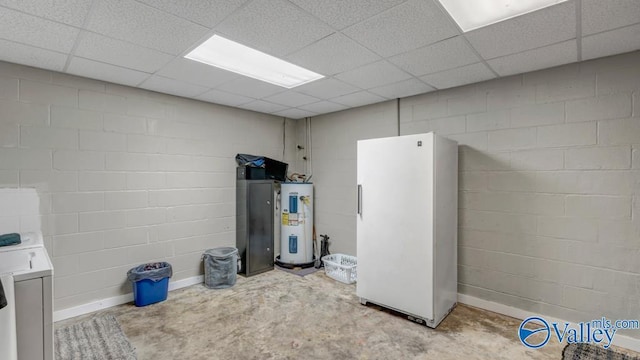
(322, 254, 357, 284)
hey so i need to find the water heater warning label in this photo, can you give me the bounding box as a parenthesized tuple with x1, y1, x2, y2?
(282, 212, 301, 226)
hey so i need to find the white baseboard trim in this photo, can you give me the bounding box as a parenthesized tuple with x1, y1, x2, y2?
(168, 275, 203, 292)
(458, 293, 640, 353)
(53, 275, 203, 322)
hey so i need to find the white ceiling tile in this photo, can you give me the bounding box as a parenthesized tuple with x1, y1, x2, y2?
(86, 0, 209, 55)
(0, 39, 67, 71)
(0, 0, 92, 26)
(67, 57, 151, 87)
(582, 0, 640, 36)
(196, 89, 254, 107)
(263, 91, 320, 107)
(286, 33, 380, 76)
(0, 0, 635, 116)
(369, 78, 434, 99)
(420, 62, 496, 89)
(135, 0, 248, 28)
(0, 7, 79, 53)
(465, 1, 576, 59)
(215, 77, 286, 99)
(298, 101, 348, 114)
(487, 40, 577, 77)
(272, 108, 317, 119)
(289, 0, 407, 30)
(331, 90, 387, 107)
(335, 60, 412, 89)
(342, 0, 458, 57)
(157, 58, 240, 88)
(140, 75, 209, 98)
(582, 24, 640, 61)
(75, 32, 174, 73)
(295, 78, 360, 99)
(240, 100, 288, 114)
(389, 36, 480, 76)
(215, 0, 334, 57)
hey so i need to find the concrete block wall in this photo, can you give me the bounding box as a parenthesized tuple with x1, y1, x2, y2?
(0, 61, 289, 311)
(0, 188, 40, 233)
(308, 51, 640, 330)
(402, 51, 640, 328)
(308, 101, 397, 256)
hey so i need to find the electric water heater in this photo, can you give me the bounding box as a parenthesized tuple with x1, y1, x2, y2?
(280, 183, 313, 265)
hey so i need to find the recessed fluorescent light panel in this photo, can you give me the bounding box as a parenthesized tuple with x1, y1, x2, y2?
(185, 35, 324, 89)
(437, 0, 568, 32)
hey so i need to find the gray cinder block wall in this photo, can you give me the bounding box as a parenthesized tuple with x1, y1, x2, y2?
(309, 51, 639, 332)
(0, 60, 293, 310)
(1, 48, 638, 327)
(308, 101, 397, 256)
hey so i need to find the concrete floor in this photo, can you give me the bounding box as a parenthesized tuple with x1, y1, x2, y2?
(58, 269, 578, 359)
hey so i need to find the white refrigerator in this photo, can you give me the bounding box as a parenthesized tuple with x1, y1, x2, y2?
(356, 132, 458, 328)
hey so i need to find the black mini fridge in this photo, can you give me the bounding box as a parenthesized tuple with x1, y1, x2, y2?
(236, 178, 276, 276)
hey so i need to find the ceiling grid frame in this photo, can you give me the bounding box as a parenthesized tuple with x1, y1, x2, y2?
(0, 0, 636, 118)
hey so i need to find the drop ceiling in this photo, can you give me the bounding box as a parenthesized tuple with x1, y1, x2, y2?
(0, 0, 638, 119)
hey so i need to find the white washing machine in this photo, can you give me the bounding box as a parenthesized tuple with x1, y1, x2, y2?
(0, 274, 18, 360)
(0, 232, 54, 360)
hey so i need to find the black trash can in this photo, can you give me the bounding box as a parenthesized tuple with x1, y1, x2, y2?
(202, 247, 238, 289)
(127, 262, 172, 306)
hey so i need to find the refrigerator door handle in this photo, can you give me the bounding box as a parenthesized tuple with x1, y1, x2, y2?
(357, 184, 362, 215)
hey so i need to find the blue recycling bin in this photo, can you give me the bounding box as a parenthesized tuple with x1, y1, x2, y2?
(127, 262, 172, 307)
